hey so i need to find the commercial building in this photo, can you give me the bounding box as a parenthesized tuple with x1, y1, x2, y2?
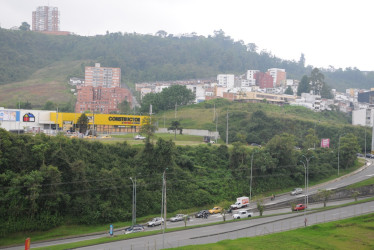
(0, 108, 148, 134)
(32, 6, 60, 32)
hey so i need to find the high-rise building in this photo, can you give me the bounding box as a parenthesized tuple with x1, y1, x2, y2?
(85, 63, 121, 88)
(32, 6, 60, 32)
(267, 68, 286, 87)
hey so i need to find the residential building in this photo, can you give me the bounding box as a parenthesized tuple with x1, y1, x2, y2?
(217, 74, 235, 88)
(267, 68, 286, 87)
(352, 108, 374, 127)
(358, 90, 374, 104)
(32, 6, 60, 32)
(254, 72, 273, 89)
(75, 86, 132, 113)
(85, 63, 121, 88)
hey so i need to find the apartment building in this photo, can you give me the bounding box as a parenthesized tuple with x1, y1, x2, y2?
(32, 6, 60, 32)
(267, 68, 286, 87)
(217, 74, 235, 88)
(75, 86, 132, 113)
(85, 63, 121, 88)
(254, 72, 273, 89)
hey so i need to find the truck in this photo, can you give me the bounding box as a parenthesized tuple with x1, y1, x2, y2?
(230, 196, 249, 210)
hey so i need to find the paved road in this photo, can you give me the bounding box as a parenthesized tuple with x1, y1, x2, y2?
(4, 160, 374, 250)
(76, 200, 374, 250)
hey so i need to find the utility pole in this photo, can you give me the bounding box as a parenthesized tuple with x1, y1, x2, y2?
(213, 104, 216, 122)
(175, 103, 177, 119)
(226, 110, 228, 145)
(162, 168, 168, 248)
(215, 112, 218, 143)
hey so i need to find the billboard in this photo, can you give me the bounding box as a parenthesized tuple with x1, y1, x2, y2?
(321, 138, 330, 148)
(0, 110, 20, 121)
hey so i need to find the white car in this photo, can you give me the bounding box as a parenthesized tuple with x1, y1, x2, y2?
(134, 135, 146, 140)
(291, 188, 303, 195)
(170, 214, 187, 222)
(147, 217, 164, 227)
(232, 210, 253, 219)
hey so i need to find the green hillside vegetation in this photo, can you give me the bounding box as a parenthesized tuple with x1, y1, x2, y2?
(0, 60, 82, 109)
(1, 28, 374, 108)
(154, 99, 369, 152)
(172, 213, 374, 250)
(0, 119, 362, 238)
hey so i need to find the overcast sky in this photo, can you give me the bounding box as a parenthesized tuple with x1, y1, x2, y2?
(1, 0, 373, 71)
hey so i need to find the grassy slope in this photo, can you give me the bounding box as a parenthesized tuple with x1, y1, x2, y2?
(171, 213, 374, 250)
(154, 101, 351, 130)
(0, 60, 86, 108)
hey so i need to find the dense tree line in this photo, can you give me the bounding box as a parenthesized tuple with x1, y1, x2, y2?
(0, 125, 360, 237)
(1, 28, 373, 91)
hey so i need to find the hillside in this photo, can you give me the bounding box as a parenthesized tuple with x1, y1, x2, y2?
(154, 99, 368, 150)
(1, 28, 374, 108)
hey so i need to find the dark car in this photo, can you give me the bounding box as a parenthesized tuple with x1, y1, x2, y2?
(124, 224, 145, 234)
(195, 210, 209, 218)
(366, 153, 374, 158)
(356, 153, 364, 157)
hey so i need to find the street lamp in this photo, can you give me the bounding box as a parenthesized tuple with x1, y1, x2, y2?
(337, 134, 345, 176)
(302, 155, 314, 208)
(130, 177, 136, 226)
(300, 160, 307, 214)
(250, 152, 254, 201)
(161, 168, 168, 249)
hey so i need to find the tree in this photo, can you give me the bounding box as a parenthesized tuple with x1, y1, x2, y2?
(20, 101, 32, 109)
(339, 133, 360, 169)
(77, 113, 89, 134)
(321, 82, 333, 99)
(317, 189, 334, 207)
(139, 117, 156, 142)
(266, 133, 297, 167)
(303, 128, 319, 149)
(310, 68, 325, 95)
(256, 199, 265, 216)
(297, 75, 310, 96)
(284, 86, 294, 95)
(155, 30, 168, 38)
(43, 101, 56, 110)
(168, 120, 183, 139)
(298, 53, 305, 67)
(119, 100, 131, 114)
(19, 22, 30, 31)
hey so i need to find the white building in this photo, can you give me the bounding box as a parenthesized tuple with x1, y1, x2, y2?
(352, 108, 374, 127)
(267, 68, 286, 87)
(217, 74, 235, 89)
(186, 84, 205, 103)
(0, 108, 56, 133)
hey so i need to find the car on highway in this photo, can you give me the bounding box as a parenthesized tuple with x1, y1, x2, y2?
(170, 214, 187, 222)
(134, 135, 146, 140)
(209, 206, 223, 214)
(292, 204, 307, 211)
(291, 188, 303, 195)
(147, 217, 164, 227)
(124, 224, 145, 234)
(232, 210, 253, 219)
(366, 153, 374, 158)
(195, 210, 210, 218)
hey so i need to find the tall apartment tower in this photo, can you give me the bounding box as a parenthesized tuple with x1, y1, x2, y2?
(32, 6, 60, 32)
(85, 63, 121, 88)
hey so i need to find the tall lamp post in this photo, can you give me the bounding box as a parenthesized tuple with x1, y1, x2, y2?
(337, 134, 344, 176)
(130, 177, 136, 226)
(250, 152, 254, 201)
(162, 168, 168, 249)
(302, 155, 313, 208)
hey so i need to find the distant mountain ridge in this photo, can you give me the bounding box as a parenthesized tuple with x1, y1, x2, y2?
(0, 28, 373, 107)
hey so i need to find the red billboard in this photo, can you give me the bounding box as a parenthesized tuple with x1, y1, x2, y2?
(321, 138, 330, 148)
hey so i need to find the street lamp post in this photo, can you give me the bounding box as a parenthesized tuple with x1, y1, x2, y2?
(130, 177, 136, 226)
(338, 135, 342, 176)
(302, 155, 313, 208)
(162, 168, 168, 249)
(300, 160, 307, 216)
(250, 152, 254, 201)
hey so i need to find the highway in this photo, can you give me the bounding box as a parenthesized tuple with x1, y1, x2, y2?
(4, 159, 374, 250)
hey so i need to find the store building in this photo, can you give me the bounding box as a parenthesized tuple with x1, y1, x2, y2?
(0, 108, 148, 134)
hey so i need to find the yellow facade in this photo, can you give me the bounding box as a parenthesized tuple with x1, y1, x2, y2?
(50, 113, 149, 133)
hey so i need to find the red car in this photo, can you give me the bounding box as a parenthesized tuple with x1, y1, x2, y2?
(293, 204, 307, 211)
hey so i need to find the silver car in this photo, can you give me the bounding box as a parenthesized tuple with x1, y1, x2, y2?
(147, 217, 164, 227)
(170, 214, 187, 222)
(291, 188, 303, 195)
